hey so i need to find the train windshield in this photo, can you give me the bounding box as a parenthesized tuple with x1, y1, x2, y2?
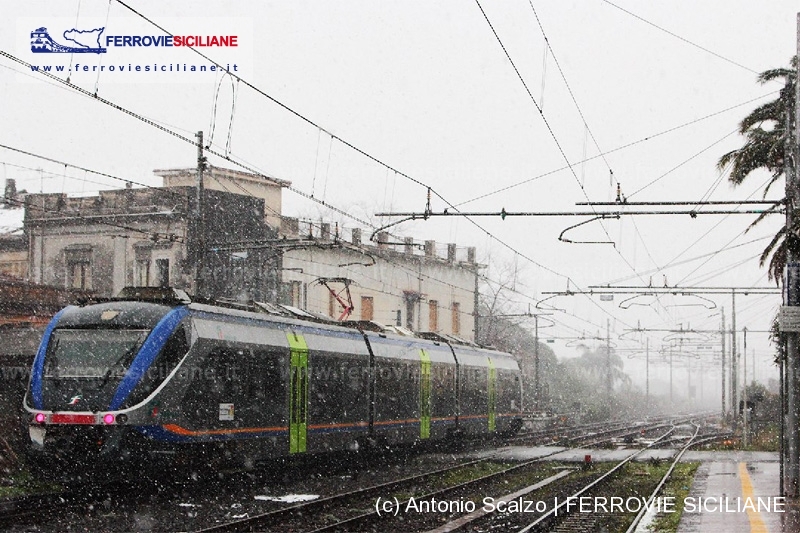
(44, 329, 150, 378)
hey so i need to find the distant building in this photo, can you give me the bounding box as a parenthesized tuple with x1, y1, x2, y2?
(154, 166, 289, 231)
(24, 167, 288, 301)
(0, 180, 26, 279)
(0, 234, 27, 280)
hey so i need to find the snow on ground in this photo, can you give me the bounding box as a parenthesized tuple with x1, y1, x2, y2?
(254, 494, 319, 503)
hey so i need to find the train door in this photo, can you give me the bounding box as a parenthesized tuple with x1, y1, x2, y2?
(419, 349, 432, 439)
(286, 330, 308, 454)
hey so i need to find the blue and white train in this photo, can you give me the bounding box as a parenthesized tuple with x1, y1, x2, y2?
(24, 287, 522, 475)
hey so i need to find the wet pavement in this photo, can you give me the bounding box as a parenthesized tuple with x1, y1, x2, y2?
(676, 457, 800, 533)
(471, 446, 800, 532)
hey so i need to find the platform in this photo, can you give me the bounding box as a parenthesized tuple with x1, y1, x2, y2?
(469, 446, 800, 531)
(676, 453, 800, 533)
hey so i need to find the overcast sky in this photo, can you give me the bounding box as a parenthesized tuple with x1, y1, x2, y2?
(3, 1, 798, 401)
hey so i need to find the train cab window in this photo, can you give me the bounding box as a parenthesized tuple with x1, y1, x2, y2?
(123, 325, 189, 408)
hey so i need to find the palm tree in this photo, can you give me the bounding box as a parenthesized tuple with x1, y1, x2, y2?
(717, 57, 798, 282)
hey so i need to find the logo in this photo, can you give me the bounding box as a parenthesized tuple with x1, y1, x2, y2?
(31, 26, 107, 54)
(68, 395, 82, 405)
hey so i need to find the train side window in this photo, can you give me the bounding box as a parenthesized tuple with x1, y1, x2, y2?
(181, 347, 241, 427)
(248, 350, 287, 424)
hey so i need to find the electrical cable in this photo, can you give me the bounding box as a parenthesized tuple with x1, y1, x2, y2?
(601, 0, 759, 75)
(455, 91, 778, 207)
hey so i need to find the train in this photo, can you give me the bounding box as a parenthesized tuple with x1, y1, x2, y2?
(23, 287, 523, 476)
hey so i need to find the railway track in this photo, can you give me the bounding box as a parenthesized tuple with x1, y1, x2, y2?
(195, 445, 585, 532)
(204, 427, 682, 532)
(2, 416, 720, 531)
(516, 427, 703, 533)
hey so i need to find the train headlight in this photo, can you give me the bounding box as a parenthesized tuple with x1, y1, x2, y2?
(34, 412, 46, 424)
(103, 414, 115, 425)
(115, 413, 128, 425)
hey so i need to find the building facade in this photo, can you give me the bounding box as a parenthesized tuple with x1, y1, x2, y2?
(7, 168, 480, 341)
(25, 183, 282, 301)
(280, 226, 479, 341)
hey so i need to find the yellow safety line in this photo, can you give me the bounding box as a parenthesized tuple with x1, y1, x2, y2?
(738, 462, 768, 533)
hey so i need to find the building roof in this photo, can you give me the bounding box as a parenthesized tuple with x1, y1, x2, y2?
(154, 165, 291, 188)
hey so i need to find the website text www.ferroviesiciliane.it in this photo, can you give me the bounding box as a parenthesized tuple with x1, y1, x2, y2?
(29, 63, 239, 74)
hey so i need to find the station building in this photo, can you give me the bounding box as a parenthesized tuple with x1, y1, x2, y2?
(1, 168, 480, 340)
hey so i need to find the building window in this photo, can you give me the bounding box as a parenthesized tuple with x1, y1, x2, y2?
(428, 300, 438, 332)
(361, 296, 374, 321)
(291, 281, 303, 308)
(65, 245, 92, 290)
(155, 258, 170, 288)
(451, 302, 460, 335)
(279, 280, 303, 307)
(403, 291, 421, 331)
(68, 260, 91, 289)
(136, 260, 151, 287)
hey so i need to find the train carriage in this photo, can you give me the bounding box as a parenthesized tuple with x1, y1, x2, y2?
(366, 332, 459, 445)
(24, 287, 522, 476)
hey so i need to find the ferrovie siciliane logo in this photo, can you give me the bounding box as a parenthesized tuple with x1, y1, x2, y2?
(31, 26, 240, 54)
(31, 27, 107, 54)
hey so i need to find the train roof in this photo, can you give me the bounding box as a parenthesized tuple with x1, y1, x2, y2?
(99, 287, 511, 356)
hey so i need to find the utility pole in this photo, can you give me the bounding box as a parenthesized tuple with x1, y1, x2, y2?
(743, 327, 748, 448)
(646, 337, 650, 407)
(669, 346, 674, 408)
(784, 14, 800, 497)
(473, 267, 480, 343)
(606, 319, 612, 399)
(534, 314, 541, 410)
(529, 312, 554, 412)
(721, 308, 727, 421)
(731, 290, 737, 427)
(194, 130, 206, 299)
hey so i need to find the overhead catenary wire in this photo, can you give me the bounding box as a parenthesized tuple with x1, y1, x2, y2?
(7, 6, 676, 338)
(455, 91, 778, 207)
(0, 61, 607, 339)
(2, 39, 605, 324)
(601, 0, 759, 75)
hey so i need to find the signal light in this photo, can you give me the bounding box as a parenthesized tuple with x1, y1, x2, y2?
(115, 413, 128, 425)
(35, 413, 46, 424)
(103, 414, 115, 425)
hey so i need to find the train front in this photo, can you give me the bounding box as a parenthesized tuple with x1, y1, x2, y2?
(23, 291, 190, 476)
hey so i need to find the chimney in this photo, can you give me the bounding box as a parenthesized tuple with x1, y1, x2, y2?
(404, 237, 414, 255)
(3, 179, 16, 204)
(447, 243, 457, 263)
(377, 231, 389, 249)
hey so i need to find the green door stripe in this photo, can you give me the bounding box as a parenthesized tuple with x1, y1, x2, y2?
(287, 331, 309, 453)
(488, 357, 497, 432)
(419, 349, 432, 439)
